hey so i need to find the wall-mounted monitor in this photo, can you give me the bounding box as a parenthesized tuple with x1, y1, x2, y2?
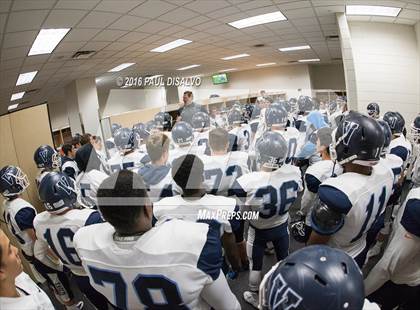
(212, 73, 228, 85)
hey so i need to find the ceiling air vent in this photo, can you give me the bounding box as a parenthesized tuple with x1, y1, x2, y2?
(253, 43, 265, 48)
(25, 88, 39, 94)
(326, 35, 339, 41)
(332, 57, 342, 61)
(288, 60, 298, 63)
(72, 50, 96, 60)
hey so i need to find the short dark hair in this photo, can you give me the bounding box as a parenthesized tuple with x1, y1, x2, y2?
(80, 133, 92, 145)
(183, 91, 193, 97)
(209, 128, 229, 152)
(72, 135, 81, 146)
(92, 135, 102, 143)
(62, 144, 73, 156)
(146, 133, 169, 162)
(172, 154, 203, 193)
(97, 170, 150, 234)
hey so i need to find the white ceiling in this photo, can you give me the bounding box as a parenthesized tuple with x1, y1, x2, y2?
(0, 0, 419, 114)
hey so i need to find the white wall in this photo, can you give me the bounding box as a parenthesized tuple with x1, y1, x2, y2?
(179, 64, 313, 101)
(349, 22, 420, 124)
(309, 63, 346, 90)
(48, 100, 69, 131)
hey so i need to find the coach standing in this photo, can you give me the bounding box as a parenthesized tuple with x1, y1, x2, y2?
(176, 91, 208, 125)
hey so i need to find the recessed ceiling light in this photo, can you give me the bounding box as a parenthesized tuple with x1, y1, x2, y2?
(28, 28, 70, 56)
(279, 45, 311, 52)
(256, 62, 276, 67)
(221, 54, 250, 60)
(108, 63, 135, 72)
(16, 71, 38, 86)
(219, 68, 237, 72)
(11, 92, 25, 101)
(150, 39, 192, 52)
(228, 11, 287, 29)
(8, 104, 19, 110)
(346, 5, 401, 17)
(298, 58, 320, 62)
(177, 64, 200, 71)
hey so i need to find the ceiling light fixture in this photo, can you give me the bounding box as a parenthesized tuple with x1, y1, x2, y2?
(8, 104, 19, 110)
(221, 53, 249, 60)
(108, 63, 135, 72)
(219, 68, 237, 72)
(228, 11, 287, 29)
(177, 64, 200, 71)
(16, 71, 38, 86)
(28, 28, 70, 56)
(256, 62, 276, 67)
(298, 58, 320, 62)
(11, 92, 25, 101)
(346, 5, 401, 17)
(151, 39, 192, 52)
(279, 45, 311, 52)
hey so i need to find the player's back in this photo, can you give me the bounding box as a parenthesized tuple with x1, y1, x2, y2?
(318, 163, 394, 257)
(76, 169, 108, 208)
(34, 208, 101, 275)
(168, 144, 205, 165)
(389, 135, 412, 167)
(73, 219, 223, 309)
(192, 130, 210, 149)
(107, 151, 150, 173)
(233, 164, 302, 229)
(379, 154, 403, 188)
(229, 124, 251, 151)
(3, 198, 36, 256)
(200, 151, 249, 196)
(274, 127, 300, 163)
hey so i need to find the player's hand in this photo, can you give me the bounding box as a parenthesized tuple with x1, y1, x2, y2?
(226, 270, 238, 280)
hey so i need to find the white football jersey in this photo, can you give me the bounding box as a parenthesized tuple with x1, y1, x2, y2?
(273, 127, 301, 164)
(138, 164, 181, 203)
(192, 130, 210, 150)
(389, 135, 412, 168)
(34, 208, 102, 275)
(379, 154, 403, 188)
(0, 272, 54, 310)
(200, 152, 249, 196)
(317, 163, 394, 258)
(73, 220, 235, 309)
(107, 151, 150, 173)
(229, 124, 251, 151)
(3, 198, 36, 256)
(76, 170, 108, 208)
(35, 170, 50, 188)
(233, 165, 303, 229)
(153, 194, 238, 235)
(168, 144, 205, 166)
(61, 157, 79, 180)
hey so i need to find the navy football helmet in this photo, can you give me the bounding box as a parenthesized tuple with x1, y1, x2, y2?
(259, 245, 364, 310)
(409, 115, 420, 144)
(383, 111, 405, 135)
(243, 104, 254, 121)
(288, 98, 298, 112)
(145, 120, 157, 133)
(0, 165, 29, 198)
(132, 122, 150, 141)
(265, 107, 288, 128)
(154, 112, 172, 131)
(328, 100, 337, 113)
(228, 109, 243, 125)
(330, 111, 384, 166)
(367, 102, 380, 119)
(251, 105, 261, 120)
(38, 172, 77, 214)
(256, 131, 288, 169)
(172, 121, 194, 145)
(377, 119, 392, 154)
(114, 128, 138, 150)
(34, 145, 61, 170)
(111, 123, 122, 137)
(191, 112, 210, 130)
(297, 96, 313, 113)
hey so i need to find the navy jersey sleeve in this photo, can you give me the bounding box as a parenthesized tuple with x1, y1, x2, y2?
(305, 173, 321, 193)
(228, 180, 247, 202)
(63, 166, 76, 180)
(14, 207, 36, 231)
(84, 211, 104, 226)
(401, 198, 420, 238)
(197, 221, 222, 280)
(318, 185, 352, 214)
(390, 146, 409, 162)
(228, 205, 241, 233)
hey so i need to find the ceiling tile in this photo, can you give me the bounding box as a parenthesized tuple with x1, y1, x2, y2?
(108, 15, 149, 31)
(6, 10, 49, 32)
(2, 30, 37, 48)
(398, 9, 420, 20)
(207, 6, 241, 18)
(158, 7, 199, 24)
(77, 11, 122, 28)
(235, 0, 273, 11)
(54, 41, 87, 53)
(64, 28, 102, 42)
(23, 54, 50, 66)
(0, 1, 11, 13)
(117, 31, 150, 42)
(0, 57, 24, 71)
(185, 0, 231, 14)
(135, 20, 172, 33)
(0, 14, 7, 33)
(102, 41, 133, 51)
(179, 15, 211, 27)
(43, 9, 87, 28)
(314, 6, 345, 16)
(82, 41, 111, 50)
(2, 46, 30, 60)
(395, 18, 418, 25)
(12, 0, 56, 10)
(158, 25, 185, 36)
(54, 0, 100, 10)
(94, 0, 145, 13)
(129, 0, 177, 18)
(276, 1, 312, 10)
(93, 29, 128, 41)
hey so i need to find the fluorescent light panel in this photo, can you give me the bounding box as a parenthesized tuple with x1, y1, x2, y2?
(108, 63, 135, 72)
(28, 28, 70, 56)
(177, 64, 200, 71)
(346, 5, 401, 17)
(219, 68, 237, 72)
(279, 45, 311, 52)
(8, 104, 19, 110)
(221, 53, 249, 60)
(16, 71, 38, 86)
(256, 63, 276, 67)
(11, 92, 25, 101)
(228, 11, 287, 29)
(150, 39, 192, 52)
(298, 58, 320, 62)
